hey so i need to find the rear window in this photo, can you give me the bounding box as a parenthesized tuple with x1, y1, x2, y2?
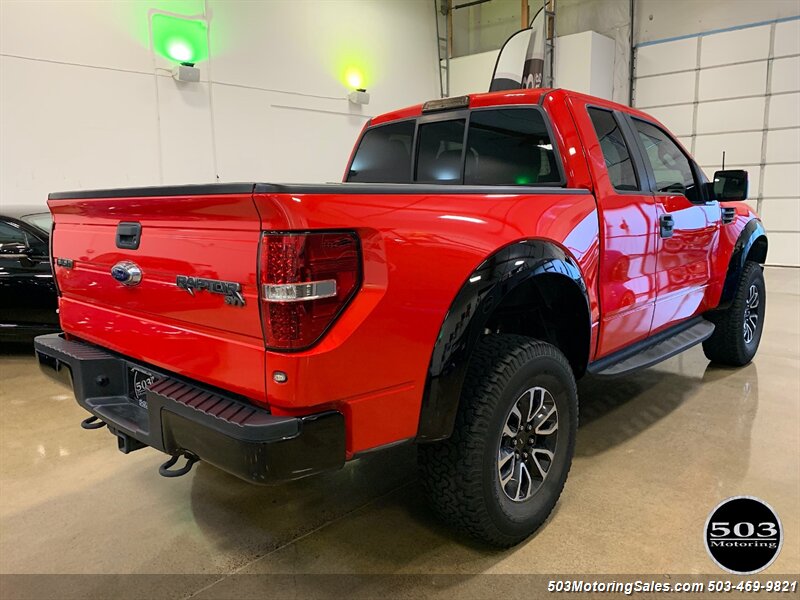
(415, 119, 466, 183)
(465, 109, 560, 185)
(346, 107, 562, 186)
(347, 121, 414, 183)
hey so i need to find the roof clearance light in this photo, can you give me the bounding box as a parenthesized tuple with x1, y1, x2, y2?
(422, 95, 470, 113)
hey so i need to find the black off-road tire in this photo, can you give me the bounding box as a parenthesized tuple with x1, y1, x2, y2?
(418, 335, 578, 548)
(703, 261, 766, 366)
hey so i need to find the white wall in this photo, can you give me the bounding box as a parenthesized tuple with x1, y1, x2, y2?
(558, 0, 632, 104)
(448, 30, 616, 101)
(633, 14, 800, 266)
(555, 31, 615, 100)
(636, 0, 800, 43)
(0, 0, 439, 209)
(448, 49, 499, 97)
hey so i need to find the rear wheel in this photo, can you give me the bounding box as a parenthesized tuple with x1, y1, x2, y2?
(703, 261, 766, 366)
(418, 335, 578, 547)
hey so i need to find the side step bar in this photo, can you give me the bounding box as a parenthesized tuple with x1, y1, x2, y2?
(588, 318, 715, 377)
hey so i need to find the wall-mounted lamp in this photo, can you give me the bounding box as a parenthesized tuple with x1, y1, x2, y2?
(152, 12, 208, 83)
(348, 88, 370, 105)
(172, 63, 201, 83)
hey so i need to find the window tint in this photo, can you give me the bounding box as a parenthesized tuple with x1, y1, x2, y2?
(588, 108, 638, 191)
(415, 119, 465, 183)
(465, 108, 560, 185)
(347, 121, 414, 183)
(0, 221, 27, 249)
(633, 119, 700, 201)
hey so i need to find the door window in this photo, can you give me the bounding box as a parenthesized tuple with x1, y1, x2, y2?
(588, 108, 639, 191)
(633, 119, 700, 202)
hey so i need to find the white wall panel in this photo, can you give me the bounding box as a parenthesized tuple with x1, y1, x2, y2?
(698, 61, 768, 101)
(766, 128, 800, 163)
(646, 104, 695, 136)
(0, 0, 205, 73)
(771, 57, 800, 94)
(211, 84, 367, 184)
(763, 164, 800, 197)
(0, 0, 439, 209)
(700, 25, 770, 68)
(695, 97, 766, 133)
(208, 0, 438, 118)
(155, 77, 215, 184)
(760, 198, 800, 232)
(0, 56, 160, 206)
(635, 71, 696, 107)
(768, 93, 800, 129)
(693, 132, 763, 166)
(449, 50, 499, 97)
(765, 232, 800, 265)
(635, 16, 800, 265)
(774, 19, 800, 57)
(635, 38, 698, 77)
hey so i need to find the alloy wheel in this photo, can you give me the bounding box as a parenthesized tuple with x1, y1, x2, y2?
(497, 386, 559, 502)
(743, 283, 760, 344)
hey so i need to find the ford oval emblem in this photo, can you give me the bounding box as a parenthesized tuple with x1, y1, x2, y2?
(111, 261, 142, 286)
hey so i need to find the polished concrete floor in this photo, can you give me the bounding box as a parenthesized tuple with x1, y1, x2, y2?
(1, 268, 798, 598)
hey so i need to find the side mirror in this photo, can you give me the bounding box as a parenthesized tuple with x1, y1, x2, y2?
(712, 169, 748, 201)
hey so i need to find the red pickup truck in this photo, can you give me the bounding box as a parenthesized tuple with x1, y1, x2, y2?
(35, 88, 767, 547)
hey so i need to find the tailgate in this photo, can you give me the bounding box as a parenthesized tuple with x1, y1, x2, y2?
(48, 187, 267, 402)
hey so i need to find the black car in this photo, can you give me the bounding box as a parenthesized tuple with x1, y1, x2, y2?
(0, 206, 59, 341)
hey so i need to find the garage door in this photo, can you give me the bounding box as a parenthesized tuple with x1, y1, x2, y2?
(633, 16, 800, 266)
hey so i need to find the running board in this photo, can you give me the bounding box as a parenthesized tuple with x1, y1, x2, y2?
(588, 318, 715, 377)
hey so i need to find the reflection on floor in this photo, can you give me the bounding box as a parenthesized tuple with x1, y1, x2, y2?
(1, 267, 797, 598)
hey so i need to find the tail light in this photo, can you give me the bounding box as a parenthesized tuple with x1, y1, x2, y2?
(259, 231, 361, 350)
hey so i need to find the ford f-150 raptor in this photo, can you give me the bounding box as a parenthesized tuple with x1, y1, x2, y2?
(35, 88, 767, 547)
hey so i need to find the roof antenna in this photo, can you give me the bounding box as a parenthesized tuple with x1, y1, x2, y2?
(721, 150, 726, 171)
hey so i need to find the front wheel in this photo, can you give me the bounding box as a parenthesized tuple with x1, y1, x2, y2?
(703, 261, 766, 366)
(418, 335, 578, 547)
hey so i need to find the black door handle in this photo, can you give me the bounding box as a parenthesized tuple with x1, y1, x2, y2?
(116, 222, 141, 250)
(659, 214, 674, 238)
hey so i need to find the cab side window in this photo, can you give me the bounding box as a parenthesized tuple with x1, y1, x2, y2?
(347, 121, 414, 183)
(632, 118, 700, 202)
(587, 108, 639, 191)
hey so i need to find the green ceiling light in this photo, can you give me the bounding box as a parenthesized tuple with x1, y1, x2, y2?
(152, 13, 208, 64)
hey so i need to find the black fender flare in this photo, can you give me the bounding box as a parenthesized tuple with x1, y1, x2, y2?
(417, 239, 590, 442)
(719, 219, 767, 308)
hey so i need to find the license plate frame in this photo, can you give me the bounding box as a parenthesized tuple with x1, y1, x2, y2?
(127, 365, 159, 409)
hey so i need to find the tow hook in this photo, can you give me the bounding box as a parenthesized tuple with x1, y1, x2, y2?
(158, 452, 199, 478)
(80, 415, 106, 430)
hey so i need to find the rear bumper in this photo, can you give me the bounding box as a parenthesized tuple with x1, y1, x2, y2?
(33, 333, 345, 484)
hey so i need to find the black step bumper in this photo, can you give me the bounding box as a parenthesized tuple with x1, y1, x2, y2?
(33, 333, 345, 484)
